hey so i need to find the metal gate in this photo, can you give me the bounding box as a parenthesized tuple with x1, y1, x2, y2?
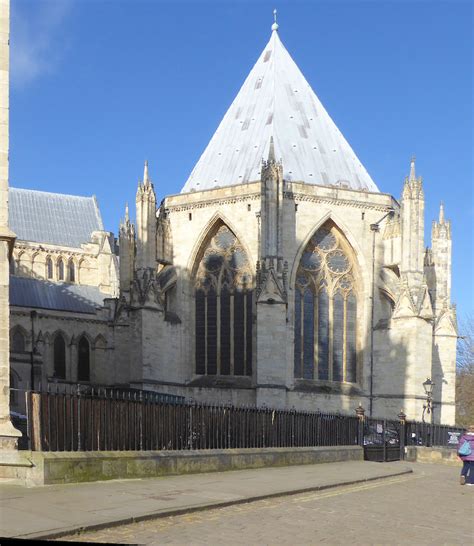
(363, 418, 403, 462)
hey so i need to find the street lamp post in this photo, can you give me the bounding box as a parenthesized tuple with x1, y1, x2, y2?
(422, 377, 434, 447)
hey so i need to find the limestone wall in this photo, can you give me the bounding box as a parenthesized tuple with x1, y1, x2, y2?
(0, 0, 19, 447)
(11, 230, 118, 296)
(9, 307, 117, 414)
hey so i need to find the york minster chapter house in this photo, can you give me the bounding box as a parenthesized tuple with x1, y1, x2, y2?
(6, 22, 457, 425)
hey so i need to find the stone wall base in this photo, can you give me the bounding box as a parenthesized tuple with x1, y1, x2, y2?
(4, 446, 363, 486)
(405, 446, 462, 466)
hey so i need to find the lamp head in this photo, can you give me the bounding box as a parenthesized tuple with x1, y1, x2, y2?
(423, 377, 434, 396)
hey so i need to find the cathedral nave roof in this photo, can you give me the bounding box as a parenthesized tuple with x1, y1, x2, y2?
(9, 187, 104, 249)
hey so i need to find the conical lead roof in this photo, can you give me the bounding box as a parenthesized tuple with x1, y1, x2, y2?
(181, 26, 378, 193)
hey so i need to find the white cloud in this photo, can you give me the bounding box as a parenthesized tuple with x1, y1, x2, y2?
(10, 0, 74, 87)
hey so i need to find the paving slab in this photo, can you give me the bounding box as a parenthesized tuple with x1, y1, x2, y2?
(0, 460, 412, 540)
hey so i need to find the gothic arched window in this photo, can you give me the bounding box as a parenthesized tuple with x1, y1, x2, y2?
(11, 329, 26, 353)
(53, 334, 66, 379)
(46, 256, 53, 279)
(294, 223, 358, 383)
(57, 258, 65, 281)
(68, 259, 75, 283)
(77, 336, 90, 382)
(194, 224, 253, 376)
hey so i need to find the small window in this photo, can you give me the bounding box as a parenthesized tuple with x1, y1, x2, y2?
(247, 204, 251, 211)
(68, 259, 75, 283)
(46, 257, 53, 279)
(189, 213, 192, 221)
(57, 258, 64, 281)
(12, 330, 25, 353)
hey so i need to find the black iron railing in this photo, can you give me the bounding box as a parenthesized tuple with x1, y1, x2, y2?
(24, 389, 360, 452)
(405, 421, 464, 448)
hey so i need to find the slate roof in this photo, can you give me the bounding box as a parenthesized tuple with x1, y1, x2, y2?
(9, 187, 104, 248)
(10, 276, 107, 314)
(182, 26, 378, 193)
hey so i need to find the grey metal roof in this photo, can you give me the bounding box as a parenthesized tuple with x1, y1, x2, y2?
(10, 276, 107, 314)
(182, 28, 378, 193)
(9, 187, 104, 248)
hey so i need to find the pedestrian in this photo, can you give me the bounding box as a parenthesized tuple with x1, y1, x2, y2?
(458, 424, 474, 486)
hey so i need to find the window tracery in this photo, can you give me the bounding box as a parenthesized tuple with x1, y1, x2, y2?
(194, 225, 253, 376)
(294, 223, 358, 383)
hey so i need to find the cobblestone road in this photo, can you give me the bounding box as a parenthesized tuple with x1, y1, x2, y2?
(62, 464, 473, 545)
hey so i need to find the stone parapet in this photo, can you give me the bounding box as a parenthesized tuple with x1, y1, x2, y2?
(405, 446, 461, 466)
(16, 446, 363, 486)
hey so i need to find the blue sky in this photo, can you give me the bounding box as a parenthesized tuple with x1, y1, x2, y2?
(9, 0, 473, 319)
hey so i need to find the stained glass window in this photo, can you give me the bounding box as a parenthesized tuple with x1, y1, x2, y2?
(295, 222, 358, 383)
(195, 225, 253, 376)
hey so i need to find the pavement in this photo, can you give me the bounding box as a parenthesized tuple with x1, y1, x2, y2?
(0, 460, 412, 540)
(59, 463, 473, 546)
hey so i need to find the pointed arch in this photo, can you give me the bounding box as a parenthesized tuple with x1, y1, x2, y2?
(16, 250, 30, 277)
(293, 219, 361, 383)
(187, 211, 255, 276)
(53, 331, 67, 379)
(57, 256, 65, 281)
(31, 252, 43, 278)
(77, 335, 90, 382)
(68, 257, 76, 283)
(192, 218, 254, 377)
(10, 325, 28, 353)
(290, 211, 367, 291)
(93, 334, 107, 350)
(46, 255, 54, 279)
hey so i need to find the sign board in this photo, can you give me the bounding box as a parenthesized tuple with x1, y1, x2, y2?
(376, 423, 383, 434)
(447, 432, 461, 445)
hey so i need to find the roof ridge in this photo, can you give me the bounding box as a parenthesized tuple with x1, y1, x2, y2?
(10, 186, 97, 201)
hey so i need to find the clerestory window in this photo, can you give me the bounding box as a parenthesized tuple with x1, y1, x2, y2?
(194, 224, 253, 376)
(46, 256, 53, 279)
(294, 223, 358, 383)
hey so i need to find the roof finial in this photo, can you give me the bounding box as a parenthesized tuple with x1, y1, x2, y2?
(125, 202, 129, 223)
(143, 160, 149, 184)
(409, 155, 416, 181)
(268, 136, 275, 163)
(439, 201, 445, 224)
(272, 8, 279, 32)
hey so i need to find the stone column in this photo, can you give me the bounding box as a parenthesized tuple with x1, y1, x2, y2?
(0, 0, 21, 449)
